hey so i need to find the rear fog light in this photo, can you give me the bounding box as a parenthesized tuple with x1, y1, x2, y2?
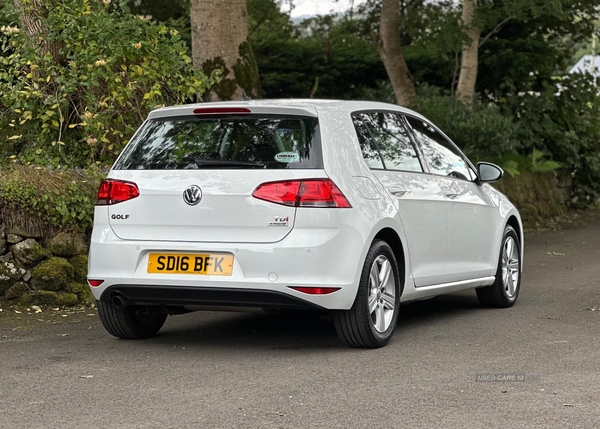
(289, 286, 341, 295)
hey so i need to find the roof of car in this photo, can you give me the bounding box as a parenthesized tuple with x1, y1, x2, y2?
(147, 99, 421, 120)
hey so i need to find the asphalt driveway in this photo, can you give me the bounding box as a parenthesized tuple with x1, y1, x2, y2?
(1, 211, 599, 428)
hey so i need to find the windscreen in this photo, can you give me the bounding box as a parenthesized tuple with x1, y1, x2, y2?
(113, 115, 322, 170)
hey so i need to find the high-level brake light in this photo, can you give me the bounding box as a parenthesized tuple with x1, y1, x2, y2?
(193, 107, 252, 115)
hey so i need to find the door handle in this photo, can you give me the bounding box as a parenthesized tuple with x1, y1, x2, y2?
(443, 190, 459, 199)
(388, 187, 407, 197)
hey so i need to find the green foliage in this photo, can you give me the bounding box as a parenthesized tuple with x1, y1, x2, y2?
(250, 10, 387, 99)
(0, 1, 18, 27)
(358, 79, 396, 104)
(477, 21, 560, 96)
(500, 74, 600, 204)
(0, 0, 216, 168)
(402, 1, 464, 89)
(475, 0, 599, 96)
(410, 85, 519, 160)
(124, 0, 193, 54)
(0, 165, 103, 231)
(529, 149, 562, 173)
(478, 150, 561, 178)
(126, 0, 190, 23)
(248, 0, 293, 40)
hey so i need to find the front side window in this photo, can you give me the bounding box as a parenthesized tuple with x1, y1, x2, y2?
(113, 115, 322, 170)
(352, 112, 423, 172)
(405, 116, 473, 181)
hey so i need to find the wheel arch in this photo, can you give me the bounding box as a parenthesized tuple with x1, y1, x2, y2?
(505, 214, 524, 268)
(373, 227, 406, 295)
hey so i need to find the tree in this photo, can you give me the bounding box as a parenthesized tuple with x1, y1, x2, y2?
(361, 0, 599, 104)
(455, 0, 479, 104)
(456, 0, 600, 103)
(377, 0, 416, 105)
(477, 0, 599, 96)
(12, 0, 64, 64)
(190, 0, 261, 101)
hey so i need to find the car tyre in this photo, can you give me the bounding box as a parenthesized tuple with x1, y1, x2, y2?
(334, 240, 401, 348)
(97, 300, 167, 339)
(477, 225, 521, 308)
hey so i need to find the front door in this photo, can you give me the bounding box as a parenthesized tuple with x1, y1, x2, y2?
(405, 116, 498, 282)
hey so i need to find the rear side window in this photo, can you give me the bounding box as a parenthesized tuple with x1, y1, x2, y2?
(353, 115, 385, 169)
(352, 112, 423, 172)
(113, 115, 322, 170)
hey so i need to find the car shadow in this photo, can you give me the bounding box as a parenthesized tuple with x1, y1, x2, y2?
(153, 309, 343, 350)
(144, 290, 485, 350)
(398, 290, 483, 328)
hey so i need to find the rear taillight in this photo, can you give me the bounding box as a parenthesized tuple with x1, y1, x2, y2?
(96, 179, 139, 205)
(252, 179, 351, 208)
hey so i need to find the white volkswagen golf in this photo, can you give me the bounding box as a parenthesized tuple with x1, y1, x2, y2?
(87, 99, 523, 348)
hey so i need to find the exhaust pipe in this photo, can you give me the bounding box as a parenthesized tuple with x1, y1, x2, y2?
(111, 294, 128, 308)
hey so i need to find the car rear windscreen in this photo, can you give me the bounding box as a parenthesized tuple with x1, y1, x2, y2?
(113, 115, 322, 170)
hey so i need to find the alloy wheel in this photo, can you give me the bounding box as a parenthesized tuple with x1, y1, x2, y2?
(502, 236, 520, 298)
(368, 255, 396, 333)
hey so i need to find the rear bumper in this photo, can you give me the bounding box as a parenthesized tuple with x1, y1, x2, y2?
(88, 207, 371, 310)
(100, 285, 325, 310)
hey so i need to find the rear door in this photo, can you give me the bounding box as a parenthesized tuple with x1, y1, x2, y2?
(352, 111, 449, 287)
(107, 112, 323, 244)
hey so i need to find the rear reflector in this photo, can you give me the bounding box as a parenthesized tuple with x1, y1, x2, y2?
(193, 107, 251, 115)
(252, 179, 351, 208)
(289, 286, 341, 295)
(88, 279, 104, 287)
(96, 179, 139, 205)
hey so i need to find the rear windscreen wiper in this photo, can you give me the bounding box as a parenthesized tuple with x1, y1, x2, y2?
(194, 159, 265, 168)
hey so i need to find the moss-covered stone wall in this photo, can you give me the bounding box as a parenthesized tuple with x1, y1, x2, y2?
(0, 228, 91, 306)
(493, 171, 568, 227)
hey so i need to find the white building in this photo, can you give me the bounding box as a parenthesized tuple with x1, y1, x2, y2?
(569, 55, 600, 78)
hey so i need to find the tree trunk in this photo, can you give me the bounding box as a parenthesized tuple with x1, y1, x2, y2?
(13, 0, 64, 64)
(377, 0, 416, 107)
(190, 0, 261, 101)
(456, 0, 480, 105)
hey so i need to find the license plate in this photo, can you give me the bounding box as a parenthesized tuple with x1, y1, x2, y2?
(147, 253, 234, 276)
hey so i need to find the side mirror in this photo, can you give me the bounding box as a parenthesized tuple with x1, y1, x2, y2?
(477, 162, 503, 184)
